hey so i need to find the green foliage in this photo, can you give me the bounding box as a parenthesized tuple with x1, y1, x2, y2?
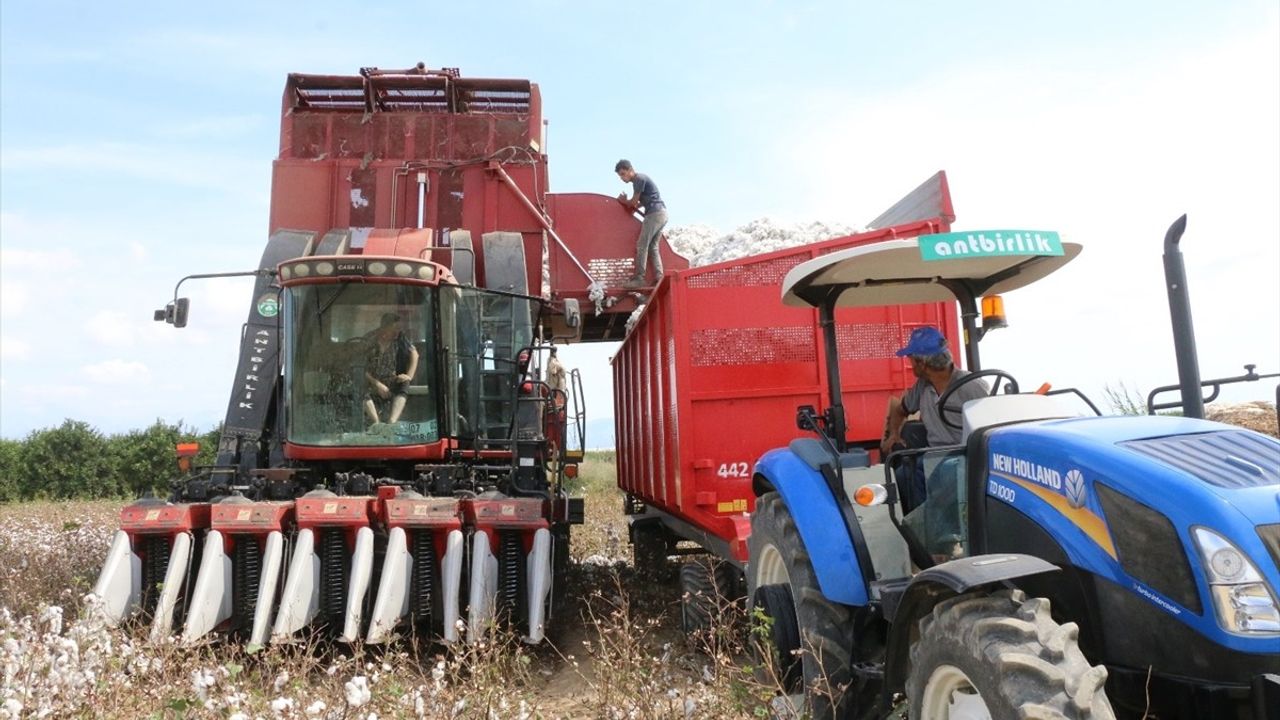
(0, 439, 22, 502)
(110, 421, 187, 498)
(20, 420, 116, 500)
(1, 419, 220, 501)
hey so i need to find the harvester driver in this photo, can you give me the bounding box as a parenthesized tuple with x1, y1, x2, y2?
(880, 326, 988, 511)
(363, 312, 419, 425)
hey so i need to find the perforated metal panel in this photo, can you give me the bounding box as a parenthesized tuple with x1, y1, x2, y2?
(836, 323, 907, 361)
(691, 327, 816, 367)
(687, 255, 806, 289)
(586, 257, 635, 287)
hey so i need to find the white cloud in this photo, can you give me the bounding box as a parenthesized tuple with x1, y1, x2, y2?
(129, 242, 148, 261)
(0, 142, 263, 197)
(0, 282, 27, 317)
(0, 336, 31, 360)
(84, 310, 142, 348)
(82, 359, 152, 385)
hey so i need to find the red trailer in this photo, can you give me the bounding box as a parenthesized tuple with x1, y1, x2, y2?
(614, 173, 960, 565)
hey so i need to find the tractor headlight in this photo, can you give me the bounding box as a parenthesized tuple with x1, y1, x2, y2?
(1193, 527, 1280, 635)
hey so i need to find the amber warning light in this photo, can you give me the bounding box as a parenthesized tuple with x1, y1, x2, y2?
(854, 484, 888, 507)
(175, 443, 200, 473)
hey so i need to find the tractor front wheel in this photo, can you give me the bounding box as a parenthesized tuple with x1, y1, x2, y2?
(747, 492, 855, 717)
(906, 589, 1115, 720)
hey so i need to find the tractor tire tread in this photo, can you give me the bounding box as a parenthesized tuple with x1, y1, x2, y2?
(748, 492, 855, 717)
(907, 589, 1115, 720)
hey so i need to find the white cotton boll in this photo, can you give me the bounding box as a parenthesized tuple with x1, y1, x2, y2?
(271, 697, 295, 715)
(431, 660, 446, 683)
(345, 676, 371, 708)
(2, 699, 23, 719)
(39, 605, 64, 635)
(305, 700, 327, 716)
(229, 713, 248, 720)
(273, 670, 290, 692)
(190, 668, 216, 700)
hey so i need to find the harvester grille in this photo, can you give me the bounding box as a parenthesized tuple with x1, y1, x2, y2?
(319, 529, 349, 622)
(497, 531, 528, 628)
(232, 536, 261, 634)
(410, 531, 438, 630)
(140, 535, 170, 617)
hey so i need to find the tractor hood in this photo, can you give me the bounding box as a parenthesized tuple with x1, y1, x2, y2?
(989, 415, 1280, 528)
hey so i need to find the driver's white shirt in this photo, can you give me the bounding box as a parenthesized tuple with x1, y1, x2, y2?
(901, 368, 990, 446)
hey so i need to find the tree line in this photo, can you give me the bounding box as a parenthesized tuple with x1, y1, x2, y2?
(0, 420, 220, 502)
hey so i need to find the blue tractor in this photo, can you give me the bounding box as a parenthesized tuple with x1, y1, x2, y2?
(746, 221, 1280, 719)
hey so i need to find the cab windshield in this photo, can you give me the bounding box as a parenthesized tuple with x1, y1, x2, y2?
(285, 283, 439, 446)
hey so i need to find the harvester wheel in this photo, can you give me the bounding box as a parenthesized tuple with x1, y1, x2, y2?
(748, 492, 855, 718)
(906, 589, 1115, 720)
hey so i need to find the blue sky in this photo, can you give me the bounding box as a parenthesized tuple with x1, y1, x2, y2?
(2, 1, 1278, 438)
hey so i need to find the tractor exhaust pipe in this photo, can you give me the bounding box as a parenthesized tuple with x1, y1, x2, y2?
(1162, 214, 1205, 419)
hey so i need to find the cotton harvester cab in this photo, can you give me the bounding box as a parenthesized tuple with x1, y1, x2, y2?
(93, 64, 674, 646)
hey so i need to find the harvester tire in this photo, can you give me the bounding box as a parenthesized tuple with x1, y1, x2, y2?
(906, 589, 1115, 720)
(748, 492, 855, 718)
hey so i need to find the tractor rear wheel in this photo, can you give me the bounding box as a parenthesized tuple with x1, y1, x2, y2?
(747, 492, 855, 717)
(906, 589, 1115, 720)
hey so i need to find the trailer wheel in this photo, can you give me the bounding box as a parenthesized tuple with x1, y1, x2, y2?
(631, 523, 668, 575)
(748, 492, 854, 717)
(906, 589, 1114, 720)
(679, 558, 745, 638)
(680, 561, 716, 636)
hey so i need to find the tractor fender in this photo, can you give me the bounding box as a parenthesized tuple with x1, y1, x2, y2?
(752, 445, 870, 607)
(882, 553, 1060, 695)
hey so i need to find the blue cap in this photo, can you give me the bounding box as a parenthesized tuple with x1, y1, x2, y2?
(896, 326, 948, 357)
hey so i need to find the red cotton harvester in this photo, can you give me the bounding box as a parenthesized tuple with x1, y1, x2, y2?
(93, 64, 685, 646)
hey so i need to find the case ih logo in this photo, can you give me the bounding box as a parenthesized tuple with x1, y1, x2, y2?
(1065, 469, 1088, 509)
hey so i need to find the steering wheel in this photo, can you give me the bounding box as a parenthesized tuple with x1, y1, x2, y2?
(936, 369, 1020, 429)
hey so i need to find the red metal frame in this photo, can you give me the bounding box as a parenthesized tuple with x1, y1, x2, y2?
(613, 219, 960, 562)
(268, 67, 687, 340)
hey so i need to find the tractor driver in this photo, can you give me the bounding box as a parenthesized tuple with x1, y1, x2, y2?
(363, 312, 420, 425)
(880, 326, 989, 513)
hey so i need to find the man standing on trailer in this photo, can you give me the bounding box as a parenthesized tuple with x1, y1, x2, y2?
(880, 326, 989, 509)
(615, 159, 668, 288)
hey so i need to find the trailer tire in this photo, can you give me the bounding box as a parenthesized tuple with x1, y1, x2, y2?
(748, 492, 854, 718)
(906, 589, 1115, 720)
(679, 560, 717, 636)
(631, 524, 668, 575)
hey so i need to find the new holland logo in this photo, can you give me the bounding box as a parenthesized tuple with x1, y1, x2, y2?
(1065, 469, 1087, 509)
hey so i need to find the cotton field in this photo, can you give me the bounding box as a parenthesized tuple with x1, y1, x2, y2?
(0, 457, 775, 720)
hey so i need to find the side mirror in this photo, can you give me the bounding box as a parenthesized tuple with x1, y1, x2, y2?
(796, 404, 819, 432)
(154, 298, 191, 328)
(563, 298, 581, 329)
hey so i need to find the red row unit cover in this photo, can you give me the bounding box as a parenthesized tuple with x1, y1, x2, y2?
(613, 217, 959, 560)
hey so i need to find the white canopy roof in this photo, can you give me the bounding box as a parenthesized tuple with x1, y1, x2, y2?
(781, 237, 1082, 308)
